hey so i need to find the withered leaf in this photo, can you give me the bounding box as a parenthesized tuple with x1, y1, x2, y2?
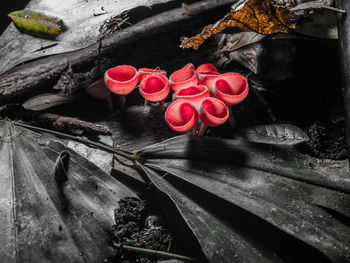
(181, 0, 296, 50)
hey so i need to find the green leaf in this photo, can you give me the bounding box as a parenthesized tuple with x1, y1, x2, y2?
(8, 10, 63, 39)
(137, 135, 350, 262)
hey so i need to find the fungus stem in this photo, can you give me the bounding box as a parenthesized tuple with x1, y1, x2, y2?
(119, 95, 126, 111)
(113, 243, 198, 262)
(189, 127, 197, 135)
(228, 106, 236, 129)
(198, 124, 207, 136)
(160, 100, 165, 111)
(106, 93, 114, 112)
(144, 99, 149, 106)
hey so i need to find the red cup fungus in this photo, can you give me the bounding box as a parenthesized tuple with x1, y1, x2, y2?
(182, 63, 196, 71)
(138, 68, 167, 83)
(169, 68, 198, 92)
(173, 85, 210, 110)
(165, 99, 198, 134)
(196, 63, 218, 75)
(213, 73, 249, 106)
(213, 73, 249, 128)
(198, 97, 229, 135)
(104, 65, 138, 95)
(139, 74, 170, 103)
(198, 71, 220, 95)
(87, 78, 113, 112)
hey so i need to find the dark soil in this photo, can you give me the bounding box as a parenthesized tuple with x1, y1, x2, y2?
(111, 197, 176, 263)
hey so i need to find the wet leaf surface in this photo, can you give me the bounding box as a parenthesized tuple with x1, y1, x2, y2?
(236, 123, 309, 145)
(137, 135, 350, 262)
(0, 121, 136, 262)
(0, 0, 173, 75)
(22, 93, 76, 111)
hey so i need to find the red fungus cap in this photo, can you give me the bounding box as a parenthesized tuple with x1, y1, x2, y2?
(104, 65, 138, 95)
(199, 97, 229, 127)
(165, 100, 198, 132)
(169, 68, 198, 92)
(198, 71, 220, 95)
(138, 68, 167, 83)
(173, 85, 210, 109)
(139, 74, 170, 102)
(196, 63, 218, 74)
(87, 78, 110, 99)
(213, 73, 249, 106)
(182, 63, 196, 71)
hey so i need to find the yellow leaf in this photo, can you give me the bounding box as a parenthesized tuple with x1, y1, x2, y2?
(181, 0, 296, 50)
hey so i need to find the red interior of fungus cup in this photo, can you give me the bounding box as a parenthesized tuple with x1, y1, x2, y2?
(142, 76, 166, 94)
(215, 75, 247, 96)
(196, 63, 218, 74)
(107, 66, 137, 82)
(170, 69, 196, 83)
(202, 98, 228, 119)
(166, 100, 197, 131)
(177, 85, 204, 96)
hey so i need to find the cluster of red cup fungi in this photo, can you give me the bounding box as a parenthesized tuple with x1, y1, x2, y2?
(93, 63, 249, 136)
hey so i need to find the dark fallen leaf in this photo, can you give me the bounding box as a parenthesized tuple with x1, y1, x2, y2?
(290, 0, 345, 14)
(8, 10, 63, 39)
(0, 121, 137, 262)
(0, 0, 173, 75)
(182, 3, 201, 15)
(136, 135, 350, 262)
(22, 93, 76, 111)
(295, 9, 338, 39)
(218, 31, 266, 52)
(236, 124, 309, 145)
(108, 105, 176, 184)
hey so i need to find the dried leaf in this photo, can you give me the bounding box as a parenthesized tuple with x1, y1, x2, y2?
(236, 124, 310, 145)
(8, 10, 63, 39)
(22, 93, 75, 111)
(181, 0, 296, 50)
(290, 0, 345, 14)
(137, 135, 350, 262)
(295, 9, 338, 39)
(182, 3, 201, 15)
(219, 31, 266, 52)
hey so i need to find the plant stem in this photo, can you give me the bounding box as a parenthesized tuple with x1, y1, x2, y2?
(228, 106, 236, 129)
(119, 95, 126, 111)
(189, 127, 197, 135)
(0, 119, 133, 160)
(106, 92, 114, 112)
(198, 123, 207, 136)
(113, 243, 198, 262)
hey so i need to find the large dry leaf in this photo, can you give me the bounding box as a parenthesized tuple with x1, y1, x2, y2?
(181, 0, 296, 50)
(136, 135, 350, 262)
(0, 121, 136, 262)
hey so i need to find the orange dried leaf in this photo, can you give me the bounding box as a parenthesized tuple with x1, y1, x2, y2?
(181, 0, 296, 50)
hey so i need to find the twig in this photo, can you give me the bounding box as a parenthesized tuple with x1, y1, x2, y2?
(0, 104, 111, 136)
(113, 242, 198, 262)
(0, 119, 133, 160)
